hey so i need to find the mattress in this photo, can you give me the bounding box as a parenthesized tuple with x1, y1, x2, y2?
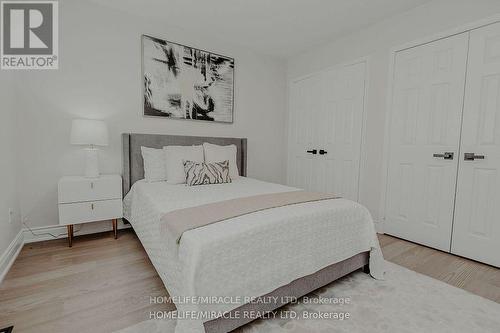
(123, 177, 385, 333)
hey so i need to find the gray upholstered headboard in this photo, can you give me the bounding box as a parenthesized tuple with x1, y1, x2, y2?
(122, 133, 247, 195)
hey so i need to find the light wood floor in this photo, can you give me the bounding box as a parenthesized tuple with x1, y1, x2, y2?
(0, 230, 174, 333)
(378, 233, 500, 303)
(0, 230, 499, 333)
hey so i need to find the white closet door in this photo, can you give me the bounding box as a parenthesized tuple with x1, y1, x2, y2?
(287, 62, 366, 198)
(452, 22, 500, 267)
(316, 62, 366, 199)
(384, 33, 469, 251)
(287, 74, 322, 191)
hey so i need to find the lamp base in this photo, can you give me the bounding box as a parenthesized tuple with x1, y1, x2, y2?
(84, 147, 100, 178)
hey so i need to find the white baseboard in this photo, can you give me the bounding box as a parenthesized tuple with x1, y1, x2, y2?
(23, 219, 131, 243)
(0, 229, 24, 283)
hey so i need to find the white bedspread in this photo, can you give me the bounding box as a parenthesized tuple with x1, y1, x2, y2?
(123, 177, 385, 333)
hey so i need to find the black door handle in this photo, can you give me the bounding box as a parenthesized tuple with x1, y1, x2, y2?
(464, 153, 485, 161)
(319, 149, 328, 155)
(306, 149, 317, 155)
(433, 152, 454, 160)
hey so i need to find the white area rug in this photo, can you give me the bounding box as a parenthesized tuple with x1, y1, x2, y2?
(115, 262, 500, 333)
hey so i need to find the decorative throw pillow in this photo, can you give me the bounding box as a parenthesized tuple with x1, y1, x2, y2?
(184, 160, 231, 186)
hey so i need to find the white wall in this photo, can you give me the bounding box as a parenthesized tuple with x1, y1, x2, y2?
(0, 71, 21, 254)
(287, 0, 500, 222)
(14, 0, 287, 229)
(11, 0, 500, 234)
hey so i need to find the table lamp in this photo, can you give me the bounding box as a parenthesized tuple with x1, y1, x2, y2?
(70, 119, 109, 178)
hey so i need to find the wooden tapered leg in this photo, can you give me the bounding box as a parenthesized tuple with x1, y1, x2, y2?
(112, 219, 118, 239)
(67, 225, 73, 247)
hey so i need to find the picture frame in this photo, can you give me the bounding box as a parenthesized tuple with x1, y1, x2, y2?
(142, 34, 235, 123)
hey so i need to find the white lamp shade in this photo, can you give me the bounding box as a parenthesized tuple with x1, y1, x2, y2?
(70, 119, 109, 146)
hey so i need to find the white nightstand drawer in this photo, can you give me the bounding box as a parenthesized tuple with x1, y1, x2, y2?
(58, 175, 122, 204)
(58, 199, 123, 225)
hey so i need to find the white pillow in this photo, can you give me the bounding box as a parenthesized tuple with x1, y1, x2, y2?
(203, 142, 239, 180)
(164, 145, 204, 184)
(141, 146, 167, 182)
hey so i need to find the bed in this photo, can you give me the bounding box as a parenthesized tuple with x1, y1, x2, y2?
(122, 133, 384, 333)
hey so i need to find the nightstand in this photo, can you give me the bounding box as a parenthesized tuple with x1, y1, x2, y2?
(58, 175, 123, 247)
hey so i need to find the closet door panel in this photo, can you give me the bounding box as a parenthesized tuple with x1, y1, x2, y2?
(452, 22, 500, 267)
(319, 62, 366, 200)
(287, 75, 322, 191)
(385, 33, 469, 251)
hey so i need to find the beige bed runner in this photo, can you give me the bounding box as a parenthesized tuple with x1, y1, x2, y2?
(162, 190, 339, 243)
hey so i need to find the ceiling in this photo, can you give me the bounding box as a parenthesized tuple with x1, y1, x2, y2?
(90, 0, 434, 58)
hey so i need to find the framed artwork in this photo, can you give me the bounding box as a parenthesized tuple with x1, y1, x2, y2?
(142, 35, 234, 123)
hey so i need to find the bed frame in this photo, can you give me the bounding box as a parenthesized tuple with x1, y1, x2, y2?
(122, 133, 369, 333)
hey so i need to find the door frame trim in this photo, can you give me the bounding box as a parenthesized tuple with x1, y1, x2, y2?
(286, 56, 370, 202)
(379, 13, 500, 231)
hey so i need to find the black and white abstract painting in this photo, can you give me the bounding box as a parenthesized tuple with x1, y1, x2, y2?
(142, 35, 234, 123)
